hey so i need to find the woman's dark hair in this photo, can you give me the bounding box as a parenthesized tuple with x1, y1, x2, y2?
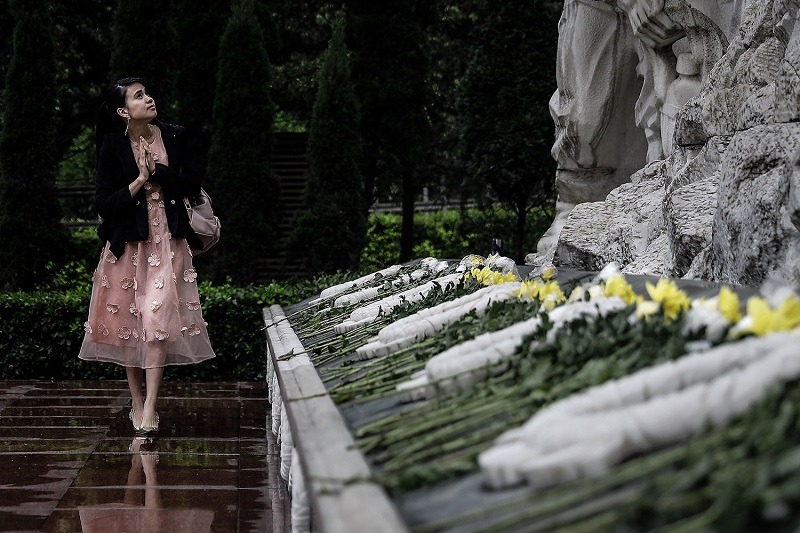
(95, 77, 146, 166)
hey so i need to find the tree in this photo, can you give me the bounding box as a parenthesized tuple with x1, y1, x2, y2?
(206, 0, 279, 284)
(51, 0, 115, 154)
(458, 0, 560, 262)
(0, 0, 67, 290)
(289, 13, 366, 273)
(346, 0, 436, 262)
(269, 1, 337, 128)
(422, 0, 480, 201)
(171, 0, 232, 173)
(109, 0, 178, 110)
(49, 0, 115, 216)
(0, 2, 12, 134)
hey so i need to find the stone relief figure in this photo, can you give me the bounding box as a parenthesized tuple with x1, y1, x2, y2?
(531, 0, 744, 266)
(537, 0, 800, 290)
(660, 52, 702, 155)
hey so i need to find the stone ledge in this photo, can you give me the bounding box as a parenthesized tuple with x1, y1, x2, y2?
(263, 305, 408, 533)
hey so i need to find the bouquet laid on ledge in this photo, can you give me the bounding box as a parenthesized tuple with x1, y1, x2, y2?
(282, 255, 800, 531)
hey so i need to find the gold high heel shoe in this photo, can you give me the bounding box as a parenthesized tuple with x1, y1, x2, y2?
(129, 408, 142, 431)
(140, 412, 159, 435)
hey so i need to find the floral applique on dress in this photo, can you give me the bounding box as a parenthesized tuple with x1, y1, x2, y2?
(77, 124, 215, 369)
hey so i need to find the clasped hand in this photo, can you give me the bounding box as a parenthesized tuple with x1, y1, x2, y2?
(136, 136, 157, 177)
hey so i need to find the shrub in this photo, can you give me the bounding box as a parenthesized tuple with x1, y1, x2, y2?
(0, 278, 327, 382)
(43, 227, 103, 289)
(360, 213, 402, 270)
(56, 127, 96, 222)
(289, 13, 367, 273)
(360, 206, 554, 270)
(1, 204, 553, 380)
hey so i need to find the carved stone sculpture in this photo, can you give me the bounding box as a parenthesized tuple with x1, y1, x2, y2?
(534, 0, 738, 265)
(535, 0, 648, 265)
(534, 0, 800, 290)
(661, 52, 702, 155)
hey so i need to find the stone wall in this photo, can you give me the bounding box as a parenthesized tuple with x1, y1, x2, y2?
(548, 0, 800, 290)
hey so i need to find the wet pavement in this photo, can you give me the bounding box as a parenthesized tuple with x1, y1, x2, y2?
(0, 380, 289, 532)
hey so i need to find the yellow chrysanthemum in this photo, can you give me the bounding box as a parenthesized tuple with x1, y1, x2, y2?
(776, 295, 800, 331)
(467, 266, 491, 285)
(635, 300, 660, 320)
(569, 286, 586, 302)
(541, 265, 558, 282)
(541, 293, 560, 311)
(645, 278, 691, 320)
(717, 286, 742, 324)
(465, 267, 479, 283)
(485, 271, 503, 286)
(737, 294, 800, 337)
(469, 267, 519, 286)
(539, 281, 566, 309)
(603, 275, 638, 305)
(515, 279, 544, 301)
(746, 296, 776, 336)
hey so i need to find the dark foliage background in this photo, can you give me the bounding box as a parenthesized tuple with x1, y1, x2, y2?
(170, 0, 232, 172)
(459, 0, 560, 261)
(0, 0, 67, 290)
(205, 0, 281, 284)
(0, 0, 561, 378)
(0, 0, 560, 287)
(289, 13, 366, 273)
(345, 0, 439, 262)
(109, 0, 178, 107)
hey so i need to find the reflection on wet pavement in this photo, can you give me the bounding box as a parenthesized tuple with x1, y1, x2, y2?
(0, 381, 289, 532)
(77, 438, 215, 532)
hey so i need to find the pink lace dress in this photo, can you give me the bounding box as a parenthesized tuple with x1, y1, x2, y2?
(78, 126, 216, 368)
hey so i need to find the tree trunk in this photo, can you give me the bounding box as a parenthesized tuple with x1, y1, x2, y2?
(514, 202, 527, 264)
(400, 170, 416, 262)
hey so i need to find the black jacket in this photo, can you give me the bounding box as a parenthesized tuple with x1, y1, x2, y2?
(96, 120, 203, 259)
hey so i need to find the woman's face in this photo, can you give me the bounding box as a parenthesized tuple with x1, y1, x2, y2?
(118, 82, 157, 123)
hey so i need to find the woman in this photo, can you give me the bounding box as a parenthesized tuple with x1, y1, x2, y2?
(79, 77, 216, 435)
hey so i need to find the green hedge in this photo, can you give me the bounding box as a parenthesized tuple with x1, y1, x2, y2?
(360, 206, 554, 270)
(0, 277, 341, 381)
(1, 207, 553, 381)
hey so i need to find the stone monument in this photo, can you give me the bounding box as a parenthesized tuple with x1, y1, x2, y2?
(531, 0, 800, 291)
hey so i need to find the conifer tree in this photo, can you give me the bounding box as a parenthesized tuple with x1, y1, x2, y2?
(346, 0, 435, 262)
(458, 1, 559, 262)
(290, 13, 365, 273)
(169, 1, 281, 173)
(109, 0, 177, 107)
(0, 3, 12, 133)
(171, 0, 232, 172)
(0, 0, 67, 290)
(206, 0, 279, 284)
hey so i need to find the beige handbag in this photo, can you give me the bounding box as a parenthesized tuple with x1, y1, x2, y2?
(184, 188, 221, 254)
